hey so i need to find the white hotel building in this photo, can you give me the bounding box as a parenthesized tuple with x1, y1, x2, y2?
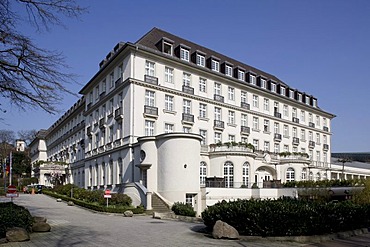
(29, 28, 370, 213)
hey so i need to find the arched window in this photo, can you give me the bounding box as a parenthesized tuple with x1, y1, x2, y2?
(224, 161, 234, 188)
(301, 168, 307, 180)
(309, 171, 313, 180)
(316, 172, 321, 181)
(322, 172, 327, 180)
(200, 162, 207, 186)
(286, 167, 295, 182)
(242, 162, 249, 187)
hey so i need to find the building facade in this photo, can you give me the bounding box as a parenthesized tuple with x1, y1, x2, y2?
(30, 28, 370, 212)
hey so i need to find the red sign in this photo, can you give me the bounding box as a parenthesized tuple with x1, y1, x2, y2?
(7, 185, 17, 193)
(104, 190, 111, 195)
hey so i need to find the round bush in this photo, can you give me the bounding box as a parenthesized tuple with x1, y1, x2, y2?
(171, 202, 196, 217)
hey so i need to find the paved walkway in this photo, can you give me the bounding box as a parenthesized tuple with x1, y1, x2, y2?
(1, 194, 369, 246)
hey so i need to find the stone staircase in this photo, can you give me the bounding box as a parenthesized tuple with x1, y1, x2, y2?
(151, 193, 171, 213)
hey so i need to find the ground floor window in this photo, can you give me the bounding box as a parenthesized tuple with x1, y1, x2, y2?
(286, 167, 295, 182)
(242, 162, 249, 187)
(224, 161, 234, 188)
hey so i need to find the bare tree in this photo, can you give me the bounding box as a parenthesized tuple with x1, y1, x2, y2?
(17, 129, 37, 145)
(0, 0, 86, 114)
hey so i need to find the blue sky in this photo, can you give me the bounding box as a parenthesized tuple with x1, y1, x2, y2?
(1, 0, 369, 152)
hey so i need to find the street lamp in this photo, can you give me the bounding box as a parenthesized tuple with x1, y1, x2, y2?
(338, 157, 351, 181)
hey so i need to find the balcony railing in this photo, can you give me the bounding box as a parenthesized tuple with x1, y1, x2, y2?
(115, 77, 122, 86)
(309, 141, 315, 148)
(86, 126, 92, 136)
(292, 137, 300, 145)
(309, 122, 315, 128)
(144, 105, 158, 116)
(114, 107, 123, 120)
(99, 118, 105, 128)
(182, 85, 194, 95)
(292, 117, 299, 123)
(240, 126, 250, 135)
(182, 113, 194, 123)
(274, 111, 282, 118)
(241, 102, 250, 110)
(214, 120, 225, 130)
(323, 144, 329, 151)
(214, 94, 224, 103)
(323, 126, 329, 132)
(274, 133, 282, 141)
(144, 75, 158, 85)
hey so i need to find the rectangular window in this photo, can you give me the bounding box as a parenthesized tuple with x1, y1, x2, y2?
(180, 47, 189, 61)
(199, 129, 207, 145)
(199, 103, 207, 118)
(301, 129, 306, 141)
(108, 126, 113, 143)
(164, 95, 174, 111)
(211, 59, 219, 72)
(164, 123, 174, 133)
(183, 126, 191, 133)
(183, 72, 191, 86)
(165, 67, 174, 83)
(309, 131, 313, 141)
(225, 65, 232, 76)
(263, 119, 269, 132)
(145, 120, 154, 136)
(241, 91, 247, 103)
(253, 95, 259, 108)
(284, 145, 289, 152)
(274, 143, 280, 153)
(145, 61, 155, 76)
(214, 132, 222, 143)
(264, 141, 270, 152)
(95, 86, 99, 100)
(260, 78, 267, 89)
(323, 135, 327, 144)
(214, 82, 221, 95)
(253, 117, 259, 130)
(280, 86, 286, 96)
(274, 122, 279, 134)
(241, 114, 248, 126)
(163, 42, 173, 55)
(283, 125, 289, 137)
(292, 127, 297, 138)
(228, 87, 235, 101)
(199, 78, 207, 92)
(301, 110, 305, 123)
(316, 133, 320, 144)
(250, 74, 256, 85)
(238, 70, 245, 81)
(145, 90, 155, 106)
(118, 64, 123, 79)
(253, 139, 259, 150)
(263, 98, 269, 111)
(229, 135, 235, 142)
(316, 115, 320, 126)
(110, 72, 114, 88)
(102, 80, 106, 93)
(290, 89, 295, 99)
(228, 111, 235, 125)
(196, 54, 205, 67)
(292, 108, 297, 118)
(183, 99, 191, 114)
(214, 107, 222, 121)
(305, 96, 310, 105)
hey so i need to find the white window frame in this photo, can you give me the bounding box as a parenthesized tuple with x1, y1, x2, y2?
(199, 78, 207, 92)
(164, 123, 174, 133)
(145, 61, 155, 76)
(145, 120, 154, 136)
(228, 111, 235, 125)
(165, 67, 174, 83)
(196, 54, 205, 67)
(183, 72, 191, 86)
(199, 103, 207, 118)
(164, 95, 174, 112)
(214, 107, 222, 121)
(250, 74, 256, 85)
(211, 59, 219, 72)
(180, 47, 189, 61)
(145, 90, 155, 106)
(214, 82, 221, 95)
(238, 70, 245, 81)
(225, 65, 232, 77)
(228, 87, 235, 101)
(253, 95, 259, 108)
(183, 99, 191, 114)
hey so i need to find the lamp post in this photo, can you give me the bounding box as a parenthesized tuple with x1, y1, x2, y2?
(338, 157, 351, 181)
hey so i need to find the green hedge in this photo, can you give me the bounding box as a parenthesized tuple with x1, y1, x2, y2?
(283, 179, 366, 188)
(171, 202, 196, 217)
(201, 198, 370, 236)
(44, 190, 144, 214)
(0, 202, 33, 238)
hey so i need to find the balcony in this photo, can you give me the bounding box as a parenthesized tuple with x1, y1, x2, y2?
(292, 137, 299, 145)
(214, 94, 224, 103)
(292, 117, 299, 124)
(309, 122, 315, 128)
(274, 111, 282, 118)
(323, 126, 329, 132)
(114, 107, 123, 120)
(214, 120, 225, 130)
(144, 105, 158, 117)
(279, 153, 310, 164)
(115, 77, 122, 86)
(182, 85, 194, 95)
(144, 75, 158, 85)
(274, 133, 282, 142)
(309, 141, 315, 149)
(240, 126, 250, 135)
(182, 113, 194, 124)
(86, 126, 92, 136)
(241, 102, 250, 110)
(99, 118, 105, 128)
(323, 144, 329, 151)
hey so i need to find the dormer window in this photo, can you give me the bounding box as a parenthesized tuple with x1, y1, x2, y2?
(289, 89, 295, 99)
(260, 78, 267, 89)
(249, 74, 256, 85)
(305, 96, 310, 105)
(313, 99, 317, 107)
(180, 47, 189, 61)
(163, 41, 173, 56)
(298, 93, 302, 102)
(225, 64, 232, 77)
(271, 83, 276, 93)
(196, 53, 205, 67)
(238, 70, 245, 81)
(280, 86, 286, 96)
(211, 59, 219, 72)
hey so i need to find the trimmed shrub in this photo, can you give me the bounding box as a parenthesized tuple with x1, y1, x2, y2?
(0, 202, 33, 238)
(201, 198, 370, 237)
(171, 202, 196, 217)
